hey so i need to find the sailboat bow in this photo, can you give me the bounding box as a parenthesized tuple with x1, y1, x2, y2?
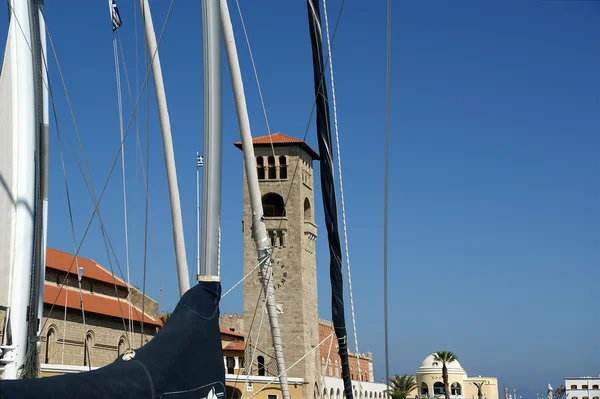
(0, 282, 226, 399)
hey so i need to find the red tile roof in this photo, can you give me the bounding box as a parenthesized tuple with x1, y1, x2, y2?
(223, 340, 244, 351)
(220, 328, 244, 338)
(233, 132, 319, 160)
(46, 248, 127, 288)
(44, 284, 160, 327)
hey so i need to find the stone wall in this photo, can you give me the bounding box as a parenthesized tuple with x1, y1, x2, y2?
(220, 312, 244, 333)
(318, 319, 374, 382)
(39, 306, 157, 367)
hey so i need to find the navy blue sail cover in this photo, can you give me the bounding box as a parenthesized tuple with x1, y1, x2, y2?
(306, 2, 354, 399)
(0, 281, 226, 399)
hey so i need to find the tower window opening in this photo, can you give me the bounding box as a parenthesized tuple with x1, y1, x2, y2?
(268, 156, 276, 179)
(262, 193, 285, 217)
(257, 356, 265, 376)
(256, 157, 265, 180)
(279, 156, 287, 179)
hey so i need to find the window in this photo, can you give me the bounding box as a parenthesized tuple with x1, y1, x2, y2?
(592, 397, 599, 399)
(451, 383, 462, 396)
(434, 382, 445, 396)
(268, 395, 278, 399)
(593, 386, 599, 390)
(582, 396, 589, 399)
(83, 331, 94, 366)
(583, 386, 589, 390)
(572, 386, 578, 390)
(262, 193, 285, 217)
(117, 337, 126, 357)
(279, 156, 287, 179)
(268, 156, 276, 179)
(257, 157, 265, 180)
(45, 328, 56, 363)
(226, 357, 235, 374)
(304, 198, 312, 221)
(257, 356, 265, 376)
(420, 383, 429, 396)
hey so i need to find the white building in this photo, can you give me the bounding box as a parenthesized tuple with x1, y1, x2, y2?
(565, 377, 600, 399)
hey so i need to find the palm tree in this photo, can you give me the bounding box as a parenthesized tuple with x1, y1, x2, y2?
(554, 386, 566, 399)
(159, 312, 172, 328)
(433, 351, 457, 399)
(390, 374, 418, 399)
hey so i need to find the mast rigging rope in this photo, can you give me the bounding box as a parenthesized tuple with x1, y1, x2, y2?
(384, 0, 392, 393)
(322, 0, 363, 388)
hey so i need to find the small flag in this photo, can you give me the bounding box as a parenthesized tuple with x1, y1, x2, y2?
(111, 0, 123, 31)
(197, 153, 204, 168)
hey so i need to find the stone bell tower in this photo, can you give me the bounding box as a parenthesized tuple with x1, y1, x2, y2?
(234, 132, 320, 399)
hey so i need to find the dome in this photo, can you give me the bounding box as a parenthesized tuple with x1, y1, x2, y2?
(417, 354, 466, 375)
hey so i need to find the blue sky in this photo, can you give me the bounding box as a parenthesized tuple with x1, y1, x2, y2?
(2, 0, 599, 397)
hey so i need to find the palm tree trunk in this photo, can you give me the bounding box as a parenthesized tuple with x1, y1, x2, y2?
(442, 364, 450, 399)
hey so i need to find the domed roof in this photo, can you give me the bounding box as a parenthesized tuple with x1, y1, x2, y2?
(417, 354, 466, 375)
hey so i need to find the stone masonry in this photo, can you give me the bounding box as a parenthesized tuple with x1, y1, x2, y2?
(238, 138, 320, 399)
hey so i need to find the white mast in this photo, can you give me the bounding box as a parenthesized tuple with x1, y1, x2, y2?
(196, 152, 202, 277)
(35, 0, 50, 343)
(219, 1, 290, 398)
(199, 0, 222, 280)
(0, 0, 38, 380)
(138, 0, 190, 296)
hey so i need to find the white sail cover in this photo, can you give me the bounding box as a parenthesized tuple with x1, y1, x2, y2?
(0, 14, 17, 308)
(0, 3, 36, 314)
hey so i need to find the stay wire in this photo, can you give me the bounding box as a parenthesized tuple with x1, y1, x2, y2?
(384, 0, 392, 392)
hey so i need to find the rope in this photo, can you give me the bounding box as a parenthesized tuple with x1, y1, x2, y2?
(320, 325, 335, 391)
(248, 332, 335, 399)
(384, 0, 392, 392)
(37, 2, 175, 339)
(222, 257, 266, 298)
(140, 4, 151, 345)
(233, 0, 286, 203)
(240, 294, 268, 399)
(112, 30, 134, 340)
(322, 0, 363, 387)
(39, 22, 131, 343)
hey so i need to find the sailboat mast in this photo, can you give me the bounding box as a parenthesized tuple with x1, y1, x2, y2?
(199, 0, 222, 280)
(0, 0, 38, 380)
(35, 0, 50, 343)
(196, 152, 202, 277)
(219, 1, 290, 398)
(138, 0, 190, 296)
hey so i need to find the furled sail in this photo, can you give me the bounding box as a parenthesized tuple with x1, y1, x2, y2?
(305, 1, 354, 398)
(0, 282, 226, 399)
(0, 0, 38, 380)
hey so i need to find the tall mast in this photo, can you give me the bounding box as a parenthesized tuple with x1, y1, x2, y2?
(35, 0, 50, 344)
(138, 0, 190, 296)
(198, 0, 222, 280)
(0, 0, 38, 380)
(196, 152, 202, 277)
(219, 1, 290, 398)
(306, 1, 354, 397)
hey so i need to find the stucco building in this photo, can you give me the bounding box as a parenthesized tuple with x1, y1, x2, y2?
(408, 354, 499, 399)
(565, 377, 600, 399)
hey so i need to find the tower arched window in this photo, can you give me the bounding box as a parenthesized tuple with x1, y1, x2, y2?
(279, 156, 288, 179)
(304, 198, 312, 221)
(451, 383, 462, 396)
(226, 356, 235, 374)
(117, 336, 127, 357)
(256, 157, 265, 180)
(257, 356, 265, 376)
(420, 382, 429, 397)
(433, 382, 445, 396)
(262, 193, 285, 217)
(45, 327, 57, 363)
(83, 330, 94, 367)
(268, 156, 276, 179)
